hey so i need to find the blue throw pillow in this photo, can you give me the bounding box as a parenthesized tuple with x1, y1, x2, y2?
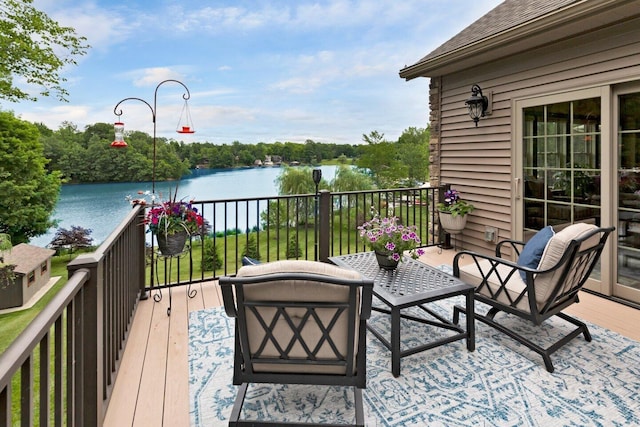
(241, 256, 261, 266)
(517, 226, 554, 281)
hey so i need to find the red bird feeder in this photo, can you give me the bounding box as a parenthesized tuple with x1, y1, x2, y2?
(111, 122, 128, 147)
(176, 99, 195, 134)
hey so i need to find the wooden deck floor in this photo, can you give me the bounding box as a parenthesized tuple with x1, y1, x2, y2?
(103, 247, 640, 427)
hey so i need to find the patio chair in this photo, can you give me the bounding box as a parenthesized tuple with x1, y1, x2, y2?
(219, 259, 374, 427)
(452, 223, 614, 372)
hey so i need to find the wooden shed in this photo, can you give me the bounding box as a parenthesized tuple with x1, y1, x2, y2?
(0, 244, 56, 310)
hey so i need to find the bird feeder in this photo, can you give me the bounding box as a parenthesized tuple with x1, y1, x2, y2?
(111, 122, 127, 147)
(176, 99, 195, 134)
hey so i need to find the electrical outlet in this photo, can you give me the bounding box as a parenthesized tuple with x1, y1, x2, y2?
(485, 226, 497, 243)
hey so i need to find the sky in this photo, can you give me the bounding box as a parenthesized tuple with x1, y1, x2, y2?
(8, 0, 503, 145)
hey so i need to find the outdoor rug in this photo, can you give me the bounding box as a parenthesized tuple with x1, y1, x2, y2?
(189, 292, 640, 426)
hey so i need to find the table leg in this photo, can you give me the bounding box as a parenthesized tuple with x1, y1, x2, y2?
(391, 307, 401, 377)
(465, 290, 475, 351)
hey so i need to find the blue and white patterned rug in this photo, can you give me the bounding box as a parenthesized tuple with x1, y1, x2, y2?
(189, 294, 640, 426)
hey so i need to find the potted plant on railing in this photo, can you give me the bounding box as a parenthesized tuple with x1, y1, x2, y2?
(357, 209, 425, 270)
(130, 189, 204, 256)
(437, 188, 475, 234)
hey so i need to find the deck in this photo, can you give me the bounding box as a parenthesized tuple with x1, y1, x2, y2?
(103, 247, 640, 426)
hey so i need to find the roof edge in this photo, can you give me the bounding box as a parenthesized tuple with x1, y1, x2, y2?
(399, 0, 622, 80)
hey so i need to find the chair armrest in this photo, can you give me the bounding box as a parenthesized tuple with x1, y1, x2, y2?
(495, 239, 526, 257)
(218, 277, 239, 318)
(453, 249, 538, 282)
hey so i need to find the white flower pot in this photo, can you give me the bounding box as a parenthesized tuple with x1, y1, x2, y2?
(439, 212, 468, 234)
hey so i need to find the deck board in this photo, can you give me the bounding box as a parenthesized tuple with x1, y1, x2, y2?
(103, 291, 154, 427)
(103, 249, 640, 426)
(132, 297, 171, 427)
(163, 287, 190, 426)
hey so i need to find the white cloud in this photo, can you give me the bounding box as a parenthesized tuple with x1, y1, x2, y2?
(123, 68, 187, 87)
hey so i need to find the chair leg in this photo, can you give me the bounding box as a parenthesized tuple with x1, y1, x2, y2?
(472, 309, 592, 373)
(228, 383, 249, 427)
(354, 387, 364, 427)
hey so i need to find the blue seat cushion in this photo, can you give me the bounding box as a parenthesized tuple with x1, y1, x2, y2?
(517, 226, 554, 280)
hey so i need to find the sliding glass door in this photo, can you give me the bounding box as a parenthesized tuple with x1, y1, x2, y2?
(614, 91, 640, 299)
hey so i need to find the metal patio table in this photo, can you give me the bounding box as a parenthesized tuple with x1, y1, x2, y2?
(330, 252, 475, 377)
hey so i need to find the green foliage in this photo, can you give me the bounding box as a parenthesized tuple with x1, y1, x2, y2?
(286, 233, 302, 259)
(330, 165, 374, 192)
(41, 124, 190, 183)
(201, 237, 222, 271)
(0, 0, 89, 102)
(242, 233, 261, 260)
(276, 166, 328, 195)
(0, 111, 61, 244)
(0, 233, 15, 290)
(437, 189, 475, 217)
(355, 127, 430, 187)
(0, 233, 11, 251)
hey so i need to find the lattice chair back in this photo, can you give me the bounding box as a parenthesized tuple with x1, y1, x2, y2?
(220, 259, 374, 387)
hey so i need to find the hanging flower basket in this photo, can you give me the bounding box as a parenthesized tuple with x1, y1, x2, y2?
(439, 211, 468, 235)
(375, 250, 400, 270)
(156, 231, 188, 256)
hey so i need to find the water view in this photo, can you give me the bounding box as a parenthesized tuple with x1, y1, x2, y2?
(31, 165, 340, 248)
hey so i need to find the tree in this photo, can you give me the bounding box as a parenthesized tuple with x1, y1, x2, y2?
(0, 111, 62, 243)
(201, 237, 222, 271)
(48, 225, 93, 257)
(355, 131, 407, 188)
(0, 0, 89, 102)
(0, 233, 15, 290)
(242, 233, 261, 260)
(397, 126, 430, 185)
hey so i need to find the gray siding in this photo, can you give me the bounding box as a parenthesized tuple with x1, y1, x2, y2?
(435, 16, 640, 252)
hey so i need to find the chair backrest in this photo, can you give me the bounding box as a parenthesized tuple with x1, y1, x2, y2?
(533, 224, 614, 313)
(219, 260, 374, 388)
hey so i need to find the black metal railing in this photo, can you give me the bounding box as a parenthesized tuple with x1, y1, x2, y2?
(148, 186, 442, 290)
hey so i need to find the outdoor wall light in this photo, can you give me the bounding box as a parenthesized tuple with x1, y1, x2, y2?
(465, 84, 489, 127)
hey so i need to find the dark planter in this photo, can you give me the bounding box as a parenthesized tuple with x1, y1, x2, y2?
(375, 250, 399, 270)
(156, 231, 188, 256)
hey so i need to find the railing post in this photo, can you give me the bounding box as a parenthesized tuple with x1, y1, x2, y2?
(318, 190, 331, 262)
(67, 254, 104, 427)
(438, 183, 452, 249)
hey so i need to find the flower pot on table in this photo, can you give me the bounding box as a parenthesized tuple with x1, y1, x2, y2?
(375, 250, 399, 270)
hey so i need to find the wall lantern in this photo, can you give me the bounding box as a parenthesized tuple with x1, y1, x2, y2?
(465, 84, 489, 127)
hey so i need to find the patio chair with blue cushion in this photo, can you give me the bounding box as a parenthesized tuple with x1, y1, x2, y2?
(219, 259, 374, 427)
(452, 222, 614, 372)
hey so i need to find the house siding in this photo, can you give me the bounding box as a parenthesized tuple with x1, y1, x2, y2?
(432, 16, 640, 253)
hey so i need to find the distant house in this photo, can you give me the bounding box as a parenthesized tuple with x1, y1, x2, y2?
(399, 0, 640, 301)
(0, 244, 56, 310)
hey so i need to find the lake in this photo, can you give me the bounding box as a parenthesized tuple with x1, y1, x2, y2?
(30, 165, 340, 248)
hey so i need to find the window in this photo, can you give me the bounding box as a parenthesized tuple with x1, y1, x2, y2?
(41, 261, 48, 275)
(522, 97, 602, 231)
(28, 271, 35, 285)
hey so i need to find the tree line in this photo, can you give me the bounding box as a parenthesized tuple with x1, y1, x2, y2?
(1, 108, 429, 244)
(37, 120, 430, 188)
